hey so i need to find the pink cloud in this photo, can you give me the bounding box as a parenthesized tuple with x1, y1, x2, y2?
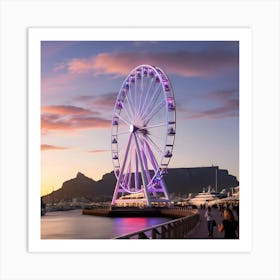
(65, 49, 238, 77)
(75, 92, 117, 109)
(42, 105, 95, 115)
(41, 114, 111, 132)
(41, 102, 112, 134)
(70, 116, 111, 128)
(67, 58, 94, 74)
(92, 92, 116, 108)
(41, 144, 69, 151)
(88, 149, 109, 153)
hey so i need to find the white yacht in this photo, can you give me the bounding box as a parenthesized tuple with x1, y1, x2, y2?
(188, 186, 224, 207)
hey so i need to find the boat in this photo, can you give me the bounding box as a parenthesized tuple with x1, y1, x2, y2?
(188, 186, 226, 207)
(219, 186, 239, 204)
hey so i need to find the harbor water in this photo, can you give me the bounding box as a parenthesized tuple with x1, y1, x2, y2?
(41, 209, 171, 239)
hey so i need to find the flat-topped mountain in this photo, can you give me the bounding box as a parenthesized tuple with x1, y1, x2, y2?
(42, 166, 239, 203)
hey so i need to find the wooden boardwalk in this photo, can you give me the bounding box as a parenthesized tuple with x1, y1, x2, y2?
(185, 208, 238, 239)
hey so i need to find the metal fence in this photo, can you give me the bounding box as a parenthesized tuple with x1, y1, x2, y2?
(114, 209, 200, 239)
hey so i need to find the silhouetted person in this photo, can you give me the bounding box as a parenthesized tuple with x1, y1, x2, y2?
(218, 208, 238, 239)
(204, 206, 215, 237)
(218, 204, 223, 216)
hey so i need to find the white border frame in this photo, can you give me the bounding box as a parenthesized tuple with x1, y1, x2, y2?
(1, 1, 279, 279)
(28, 27, 252, 253)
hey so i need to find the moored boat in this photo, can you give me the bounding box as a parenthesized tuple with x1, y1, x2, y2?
(188, 186, 226, 207)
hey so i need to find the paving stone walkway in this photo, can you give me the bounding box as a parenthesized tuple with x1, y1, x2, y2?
(185, 208, 238, 239)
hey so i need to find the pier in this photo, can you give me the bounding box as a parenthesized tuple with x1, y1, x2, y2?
(82, 207, 197, 218)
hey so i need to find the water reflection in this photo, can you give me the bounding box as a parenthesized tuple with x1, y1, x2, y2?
(41, 209, 170, 239)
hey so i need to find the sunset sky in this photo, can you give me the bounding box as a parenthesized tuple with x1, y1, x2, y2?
(41, 41, 239, 196)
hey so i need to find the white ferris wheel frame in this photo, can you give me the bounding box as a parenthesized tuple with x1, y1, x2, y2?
(111, 64, 176, 207)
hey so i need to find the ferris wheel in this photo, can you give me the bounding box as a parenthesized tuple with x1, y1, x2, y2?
(111, 65, 176, 207)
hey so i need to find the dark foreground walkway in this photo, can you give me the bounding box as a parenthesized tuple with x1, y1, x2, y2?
(185, 208, 239, 239)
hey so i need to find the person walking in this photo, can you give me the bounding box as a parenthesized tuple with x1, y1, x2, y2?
(204, 206, 215, 237)
(218, 208, 238, 239)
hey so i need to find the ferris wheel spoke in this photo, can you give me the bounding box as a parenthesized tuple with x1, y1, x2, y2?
(141, 88, 162, 122)
(143, 100, 165, 124)
(124, 83, 136, 122)
(146, 135, 164, 156)
(118, 99, 133, 123)
(120, 133, 134, 163)
(126, 143, 136, 191)
(134, 81, 144, 121)
(140, 83, 162, 121)
(143, 138, 159, 174)
(134, 148, 139, 191)
(114, 112, 131, 126)
(121, 102, 134, 123)
(128, 145, 135, 191)
(141, 152, 152, 184)
(136, 77, 145, 122)
(126, 163, 133, 191)
(126, 83, 134, 107)
(125, 84, 136, 123)
(148, 132, 166, 145)
(133, 135, 142, 191)
(138, 77, 154, 118)
(140, 123, 167, 130)
(136, 70, 146, 120)
(147, 86, 163, 116)
(113, 133, 133, 191)
(133, 133, 151, 190)
(124, 93, 135, 122)
(134, 77, 138, 120)
(148, 133, 167, 153)
(138, 138, 152, 183)
(122, 160, 131, 189)
(117, 131, 130, 136)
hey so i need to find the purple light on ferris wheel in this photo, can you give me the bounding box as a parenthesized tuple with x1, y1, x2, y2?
(110, 64, 176, 207)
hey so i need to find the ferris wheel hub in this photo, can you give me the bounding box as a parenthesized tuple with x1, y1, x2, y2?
(129, 124, 135, 133)
(129, 124, 140, 133)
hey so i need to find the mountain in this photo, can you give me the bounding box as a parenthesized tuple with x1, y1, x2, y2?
(42, 166, 239, 203)
(164, 167, 238, 195)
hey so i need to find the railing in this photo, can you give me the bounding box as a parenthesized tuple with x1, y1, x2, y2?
(114, 209, 200, 239)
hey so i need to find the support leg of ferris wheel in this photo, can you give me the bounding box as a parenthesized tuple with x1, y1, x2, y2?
(144, 138, 170, 205)
(133, 133, 151, 207)
(111, 133, 133, 206)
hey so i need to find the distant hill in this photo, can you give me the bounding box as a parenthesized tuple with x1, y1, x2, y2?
(42, 166, 239, 203)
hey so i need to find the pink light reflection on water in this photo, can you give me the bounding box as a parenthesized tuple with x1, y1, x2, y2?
(113, 217, 164, 237)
